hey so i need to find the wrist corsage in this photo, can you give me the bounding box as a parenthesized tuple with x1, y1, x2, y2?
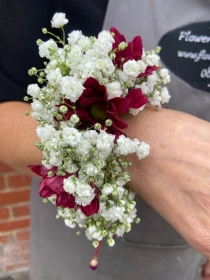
(25, 12, 170, 269)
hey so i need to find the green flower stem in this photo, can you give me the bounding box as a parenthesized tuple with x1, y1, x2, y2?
(61, 27, 66, 44)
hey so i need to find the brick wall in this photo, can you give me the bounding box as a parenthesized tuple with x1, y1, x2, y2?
(0, 161, 31, 276)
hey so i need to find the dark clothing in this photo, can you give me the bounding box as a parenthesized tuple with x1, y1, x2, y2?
(0, 0, 108, 102)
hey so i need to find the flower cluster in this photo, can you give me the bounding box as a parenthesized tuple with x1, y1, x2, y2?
(26, 13, 170, 248)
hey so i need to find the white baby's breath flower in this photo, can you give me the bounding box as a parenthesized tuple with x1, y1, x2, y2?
(76, 139, 91, 155)
(159, 69, 169, 78)
(101, 58, 115, 77)
(123, 60, 140, 77)
(51, 13, 69, 28)
(115, 135, 136, 156)
(46, 67, 62, 86)
(77, 36, 92, 52)
(83, 130, 98, 145)
(36, 124, 56, 142)
(75, 182, 95, 206)
(137, 60, 147, 73)
(85, 225, 97, 240)
(102, 183, 113, 195)
(160, 87, 171, 103)
(61, 76, 84, 102)
(93, 37, 112, 57)
(98, 30, 115, 44)
(96, 130, 115, 153)
(159, 69, 170, 84)
(117, 69, 129, 83)
(145, 54, 160, 66)
(106, 81, 122, 100)
(62, 127, 82, 147)
(64, 219, 76, 228)
(63, 177, 76, 194)
(95, 59, 106, 70)
(115, 224, 126, 237)
(48, 194, 57, 205)
(39, 39, 58, 59)
(136, 82, 150, 95)
(135, 142, 150, 159)
(49, 151, 62, 167)
(129, 105, 145, 115)
(27, 84, 40, 98)
(67, 30, 83, 45)
(31, 100, 44, 112)
(147, 72, 159, 86)
(83, 163, 99, 176)
(67, 45, 83, 63)
(65, 159, 79, 173)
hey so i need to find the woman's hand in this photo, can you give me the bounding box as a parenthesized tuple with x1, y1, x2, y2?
(123, 105, 210, 260)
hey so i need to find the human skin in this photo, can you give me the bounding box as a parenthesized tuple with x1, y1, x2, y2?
(0, 101, 210, 277)
(0, 101, 42, 175)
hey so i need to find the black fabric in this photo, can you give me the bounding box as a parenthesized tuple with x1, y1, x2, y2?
(158, 21, 210, 93)
(0, 0, 108, 102)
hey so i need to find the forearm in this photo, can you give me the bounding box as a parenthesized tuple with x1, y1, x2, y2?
(2, 100, 210, 260)
(123, 106, 210, 259)
(0, 101, 42, 175)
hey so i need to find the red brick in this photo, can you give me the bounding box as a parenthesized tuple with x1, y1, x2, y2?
(0, 208, 9, 220)
(0, 190, 30, 206)
(7, 174, 32, 188)
(3, 241, 30, 254)
(0, 161, 14, 173)
(0, 234, 14, 244)
(16, 230, 30, 242)
(12, 205, 30, 218)
(20, 251, 30, 262)
(0, 252, 19, 265)
(0, 176, 4, 190)
(0, 218, 30, 232)
(5, 262, 29, 272)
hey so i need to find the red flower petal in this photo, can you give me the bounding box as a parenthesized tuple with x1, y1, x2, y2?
(132, 36, 143, 59)
(138, 66, 159, 78)
(80, 196, 99, 217)
(28, 164, 51, 177)
(56, 192, 77, 209)
(83, 77, 100, 89)
(110, 114, 128, 129)
(80, 95, 102, 107)
(110, 27, 126, 50)
(126, 88, 148, 109)
(39, 179, 55, 198)
(49, 176, 65, 194)
(110, 97, 130, 114)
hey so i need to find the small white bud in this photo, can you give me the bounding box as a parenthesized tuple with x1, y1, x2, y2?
(70, 114, 80, 124)
(107, 238, 115, 247)
(92, 240, 99, 248)
(59, 105, 68, 114)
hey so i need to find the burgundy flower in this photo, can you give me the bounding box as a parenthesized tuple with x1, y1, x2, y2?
(28, 164, 99, 216)
(110, 27, 159, 77)
(138, 66, 159, 78)
(28, 165, 67, 198)
(80, 189, 99, 217)
(79, 77, 148, 131)
(110, 27, 143, 68)
(56, 192, 77, 209)
(39, 176, 62, 198)
(28, 164, 56, 177)
(56, 99, 94, 126)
